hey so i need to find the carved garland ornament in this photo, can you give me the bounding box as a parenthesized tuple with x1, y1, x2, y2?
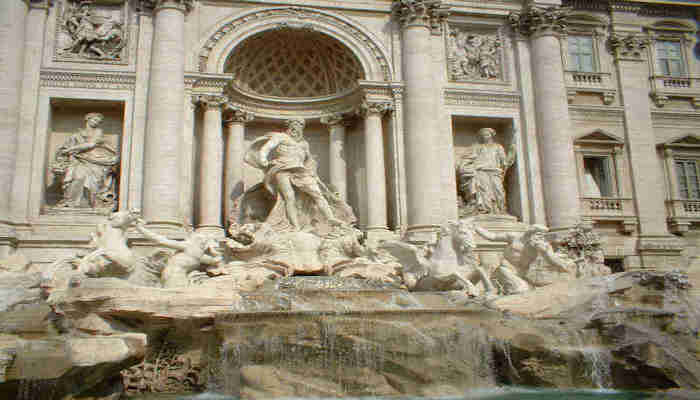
(198, 7, 392, 81)
(357, 100, 394, 117)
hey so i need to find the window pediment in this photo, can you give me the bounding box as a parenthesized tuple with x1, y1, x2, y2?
(659, 134, 700, 149)
(575, 129, 624, 145)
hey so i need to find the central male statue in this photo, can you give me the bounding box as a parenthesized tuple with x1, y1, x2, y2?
(243, 118, 354, 233)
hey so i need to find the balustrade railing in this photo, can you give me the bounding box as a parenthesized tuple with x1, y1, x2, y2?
(667, 199, 700, 217)
(580, 197, 632, 217)
(566, 71, 611, 88)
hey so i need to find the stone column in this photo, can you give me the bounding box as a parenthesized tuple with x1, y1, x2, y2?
(358, 100, 393, 237)
(223, 106, 254, 226)
(609, 34, 682, 268)
(393, 0, 449, 242)
(0, 0, 28, 224)
(141, 0, 193, 229)
(194, 95, 226, 236)
(509, 4, 580, 230)
(320, 113, 351, 201)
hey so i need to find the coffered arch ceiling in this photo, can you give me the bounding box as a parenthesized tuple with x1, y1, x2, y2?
(224, 28, 365, 99)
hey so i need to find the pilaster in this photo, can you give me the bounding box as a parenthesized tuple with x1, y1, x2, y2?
(608, 33, 681, 269)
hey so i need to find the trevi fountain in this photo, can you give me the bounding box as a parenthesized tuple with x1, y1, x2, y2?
(1, 0, 700, 399)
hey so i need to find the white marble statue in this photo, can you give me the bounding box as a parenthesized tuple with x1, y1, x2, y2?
(241, 117, 355, 234)
(134, 220, 223, 288)
(51, 112, 120, 209)
(456, 128, 515, 216)
(475, 224, 577, 294)
(43, 210, 163, 291)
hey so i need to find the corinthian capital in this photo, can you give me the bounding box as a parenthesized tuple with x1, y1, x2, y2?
(223, 105, 254, 124)
(608, 34, 650, 61)
(320, 113, 353, 128)
(392, 0, 450, 30)
(357, 100, 394, 117)
(138, 0, 195, 14)
(508, 5, 570, 37)
(193, 94, 228, 110)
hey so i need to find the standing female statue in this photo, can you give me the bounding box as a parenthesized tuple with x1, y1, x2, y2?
(52, 112, 120, 209)
(456, 127, 516, 216)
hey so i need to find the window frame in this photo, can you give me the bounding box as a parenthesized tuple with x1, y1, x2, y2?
(646, 21, 695, 78)
(674, 158, 700, 200)
(566, 34, 597, 73)
(582, 155, 616, 197)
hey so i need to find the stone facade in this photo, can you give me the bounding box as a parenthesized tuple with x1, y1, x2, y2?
(1, 0, 699, 271)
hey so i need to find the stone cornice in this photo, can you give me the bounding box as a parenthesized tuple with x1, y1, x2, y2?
(508, 5, 571, 37)
(392, 0, 450, 31)
(563, 0, 694, 18)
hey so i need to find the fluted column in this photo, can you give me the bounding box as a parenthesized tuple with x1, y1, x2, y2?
(358, 100, 393, 236)
(194, 95, 226, 236)
(393, 0, 449, 242)
(223, 106, 254, 226)
(509, 5, 580, 229)
(0, 0, 28, 223)
(320, 113, 351, 201)
(141, 0, 193, 229)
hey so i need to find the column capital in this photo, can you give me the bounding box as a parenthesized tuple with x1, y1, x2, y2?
(357, 100, 394, 117)
(320, 113, 353, 128)
(138, 0, 194, 14)
(223, 105, 254, 124)
(608, 33, 650, 62)
(508, 5, 570, 38)
(193, 94, 228, 110)
(392, 0, 449, 31)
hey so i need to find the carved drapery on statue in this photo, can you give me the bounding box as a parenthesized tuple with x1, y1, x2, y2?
(456, 128, 515, 217)
(50, 112, 120, 210)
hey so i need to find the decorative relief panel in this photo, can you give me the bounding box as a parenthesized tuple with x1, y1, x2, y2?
(447, 27, 503, 82)
(55, 0, 129, 64)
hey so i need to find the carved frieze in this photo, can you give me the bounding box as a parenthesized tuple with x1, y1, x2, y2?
(40, 70, 136, 89)
(55, 0, 128, 64)
(444, 89, 519, 108)
(447, 28, 503, 82)
(508, 5, 570, 37)
(392, 0, 450, 32)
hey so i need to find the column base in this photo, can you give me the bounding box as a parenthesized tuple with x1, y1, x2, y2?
(195, 225, 225, 238)
(636, 235, 685, 270)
